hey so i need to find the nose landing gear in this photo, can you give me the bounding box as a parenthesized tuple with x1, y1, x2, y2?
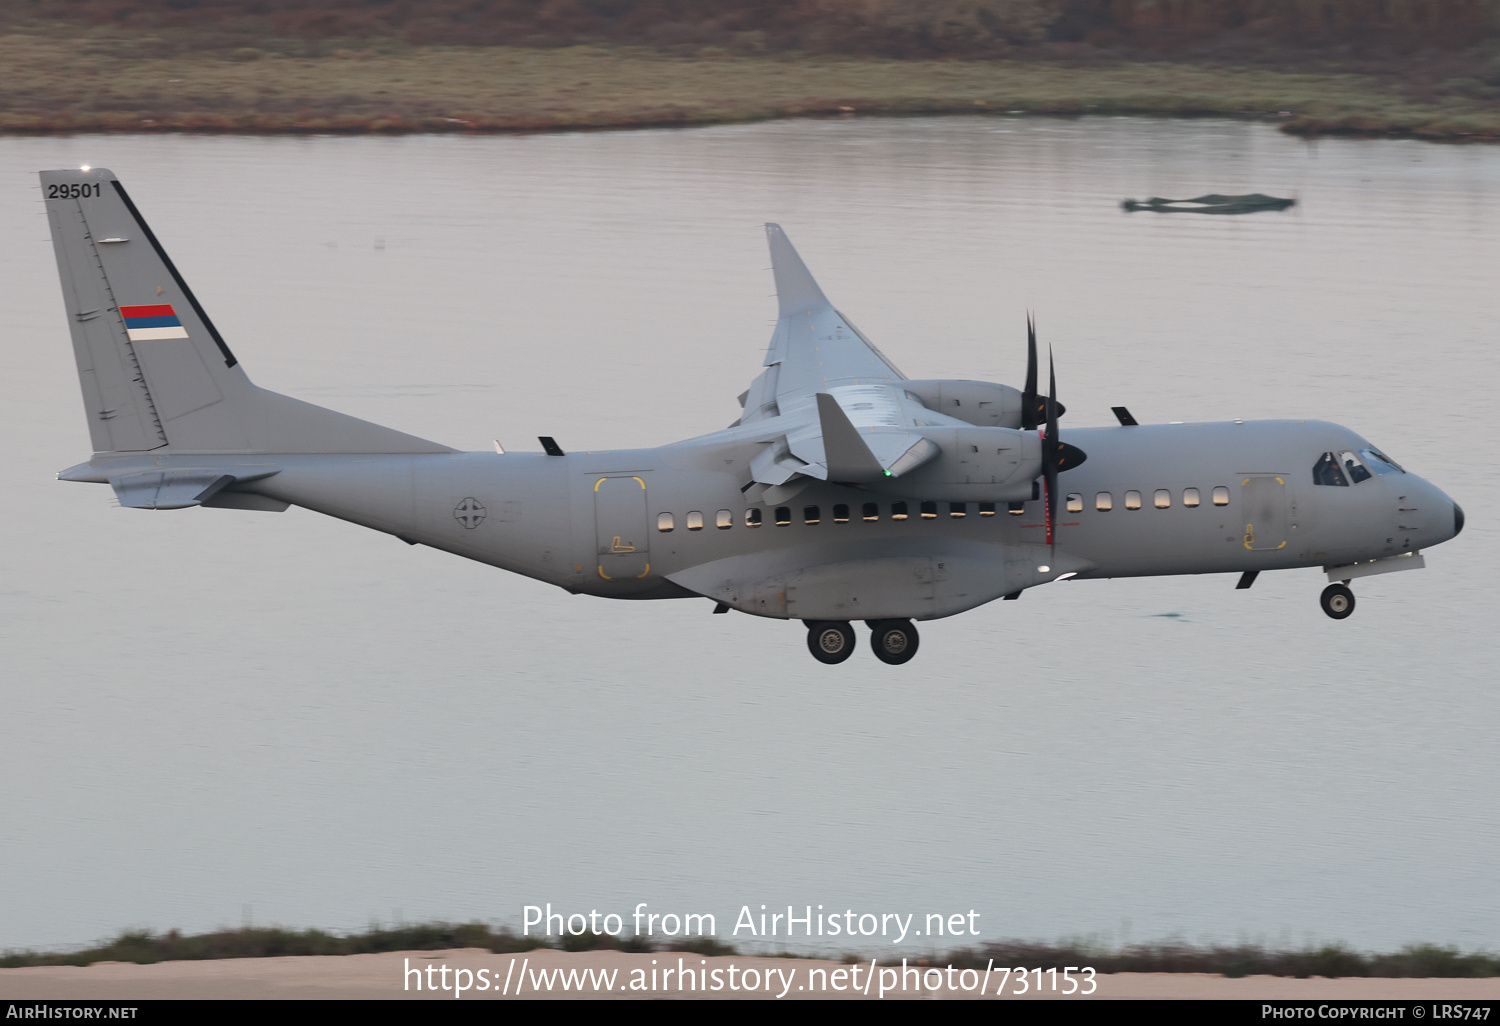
(1320, 583, 1355, 619)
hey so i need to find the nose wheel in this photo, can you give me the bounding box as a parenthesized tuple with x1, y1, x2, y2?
(806, 621, 856, 664)
(1320, 583, 1355, 619)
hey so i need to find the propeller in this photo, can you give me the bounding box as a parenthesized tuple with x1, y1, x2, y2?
(1021, 314, 1063, 431)
(1038, 344, 1087, 548)
(1043, 350, 1060, 546)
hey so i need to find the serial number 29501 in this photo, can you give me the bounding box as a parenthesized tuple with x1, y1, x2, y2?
(48, 182, 102, 199)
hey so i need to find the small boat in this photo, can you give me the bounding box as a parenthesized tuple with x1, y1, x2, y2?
(1122, 193, 1296, 215)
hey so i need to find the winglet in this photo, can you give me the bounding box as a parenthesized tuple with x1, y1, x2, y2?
(815, 393, 884, 481)
(766, 223, 830, 317)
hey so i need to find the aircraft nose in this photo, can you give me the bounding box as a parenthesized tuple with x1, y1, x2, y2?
(1453, 501, 1465, 537)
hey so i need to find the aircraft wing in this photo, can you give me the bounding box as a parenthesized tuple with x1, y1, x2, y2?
(739, 225, 904, 425)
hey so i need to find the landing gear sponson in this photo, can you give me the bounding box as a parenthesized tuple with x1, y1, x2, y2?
(805, 619, 920, 665)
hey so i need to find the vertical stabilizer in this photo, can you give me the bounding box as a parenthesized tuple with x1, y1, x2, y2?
(41, 168, 453, 456)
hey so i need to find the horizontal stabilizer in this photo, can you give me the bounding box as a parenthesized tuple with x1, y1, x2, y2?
(110, 470, 235, 510)
(103, 466, 281, 510)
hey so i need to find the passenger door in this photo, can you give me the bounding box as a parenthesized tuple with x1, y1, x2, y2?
(593, 475, 650, 580)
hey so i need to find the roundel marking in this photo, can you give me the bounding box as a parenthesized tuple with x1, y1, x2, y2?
(453, 497, 487, 529)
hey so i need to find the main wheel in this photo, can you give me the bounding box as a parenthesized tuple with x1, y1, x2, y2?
(806, 621, 856, 664)
(870, 619, 920, 665)
(1320, 583, 1355, 619)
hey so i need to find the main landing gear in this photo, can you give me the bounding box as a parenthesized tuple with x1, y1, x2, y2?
(804, 619, 920, 665)
(1320, 583, 1356, 620)
(806, 621, 857, 664)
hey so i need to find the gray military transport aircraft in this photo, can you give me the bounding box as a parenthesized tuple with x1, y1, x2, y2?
(43, 167, 1464, 664)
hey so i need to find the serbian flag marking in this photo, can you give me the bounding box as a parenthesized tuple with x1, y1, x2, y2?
(120, 304, 189, 341)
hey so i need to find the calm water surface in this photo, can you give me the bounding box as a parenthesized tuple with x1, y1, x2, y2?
(1, 118, 1497, 954)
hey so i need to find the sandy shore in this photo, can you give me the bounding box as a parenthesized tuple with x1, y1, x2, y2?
(4, 950, 1500, 1000)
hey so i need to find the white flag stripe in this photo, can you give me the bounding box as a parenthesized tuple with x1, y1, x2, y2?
(126, 326, 190, 341)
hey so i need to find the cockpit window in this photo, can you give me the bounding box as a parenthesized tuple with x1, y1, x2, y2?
(1313, 452, 1348, 487)
(1339, 450, 1373, 484)
(1359, 448, 1403, 475)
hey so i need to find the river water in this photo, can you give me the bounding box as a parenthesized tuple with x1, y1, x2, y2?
(1, 117, 1497, 956)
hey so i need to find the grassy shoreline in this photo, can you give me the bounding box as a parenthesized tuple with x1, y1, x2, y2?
(3, 34, 1499, 141)
(4, 924, 1499, 977)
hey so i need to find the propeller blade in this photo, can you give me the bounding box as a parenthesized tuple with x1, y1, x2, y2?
(1021, 314, 1039, 431)
(1021, 315, 1064, 428)
(1044, 348, 1059, 547)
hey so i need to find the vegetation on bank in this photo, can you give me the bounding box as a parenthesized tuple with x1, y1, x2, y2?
(8, 1, 1500, 58)
(2, 32, 1500, 141)
(3, 0, 1500, 140)
(3, 923, 1498, 977)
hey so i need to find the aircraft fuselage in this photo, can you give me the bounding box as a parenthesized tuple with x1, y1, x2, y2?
(74, 417, 1459, 624)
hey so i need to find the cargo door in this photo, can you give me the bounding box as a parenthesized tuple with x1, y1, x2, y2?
(593, 475, 650, 580)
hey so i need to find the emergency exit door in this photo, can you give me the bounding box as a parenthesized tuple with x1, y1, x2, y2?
(1240, 474, 1288, 551)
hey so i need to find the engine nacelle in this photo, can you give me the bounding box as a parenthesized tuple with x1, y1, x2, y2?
(902, 380, 1025, 429)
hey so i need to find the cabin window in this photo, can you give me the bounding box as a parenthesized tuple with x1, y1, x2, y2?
(1154, 489, 1171, 509)
(686, 510, 704, 531)
(920, 501, 938, 519)
(833, 503, 850, 523)
(1125, 490, 1142, 510)
(1095, 491, 1113, 511)
(978, 502, 996, 517)
(1183, 487, 1200, 507)
(745, 508, 762, 528)
(656, 512, 674, 532)
(715, 509, 733, 529)
(891, 502, 910, 521)
(1065, 493, 1083, 513)
(862, 502, 879, 522)
(1313, 452, 1349, 487)
(1212, 486, 1230, 506)
(1008, 501, 1025, 515)
(804, 505, 821, 525)
(775, 506, 791, 526)
(950, 502, 966, 518)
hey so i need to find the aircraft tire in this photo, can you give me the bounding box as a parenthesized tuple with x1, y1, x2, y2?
(870, 619, 920, 665)
(806, 621, 856, 664)
(1320, 583, 1355, 619)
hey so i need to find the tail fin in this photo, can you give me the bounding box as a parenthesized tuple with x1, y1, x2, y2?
(41, 167, 454, 455)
